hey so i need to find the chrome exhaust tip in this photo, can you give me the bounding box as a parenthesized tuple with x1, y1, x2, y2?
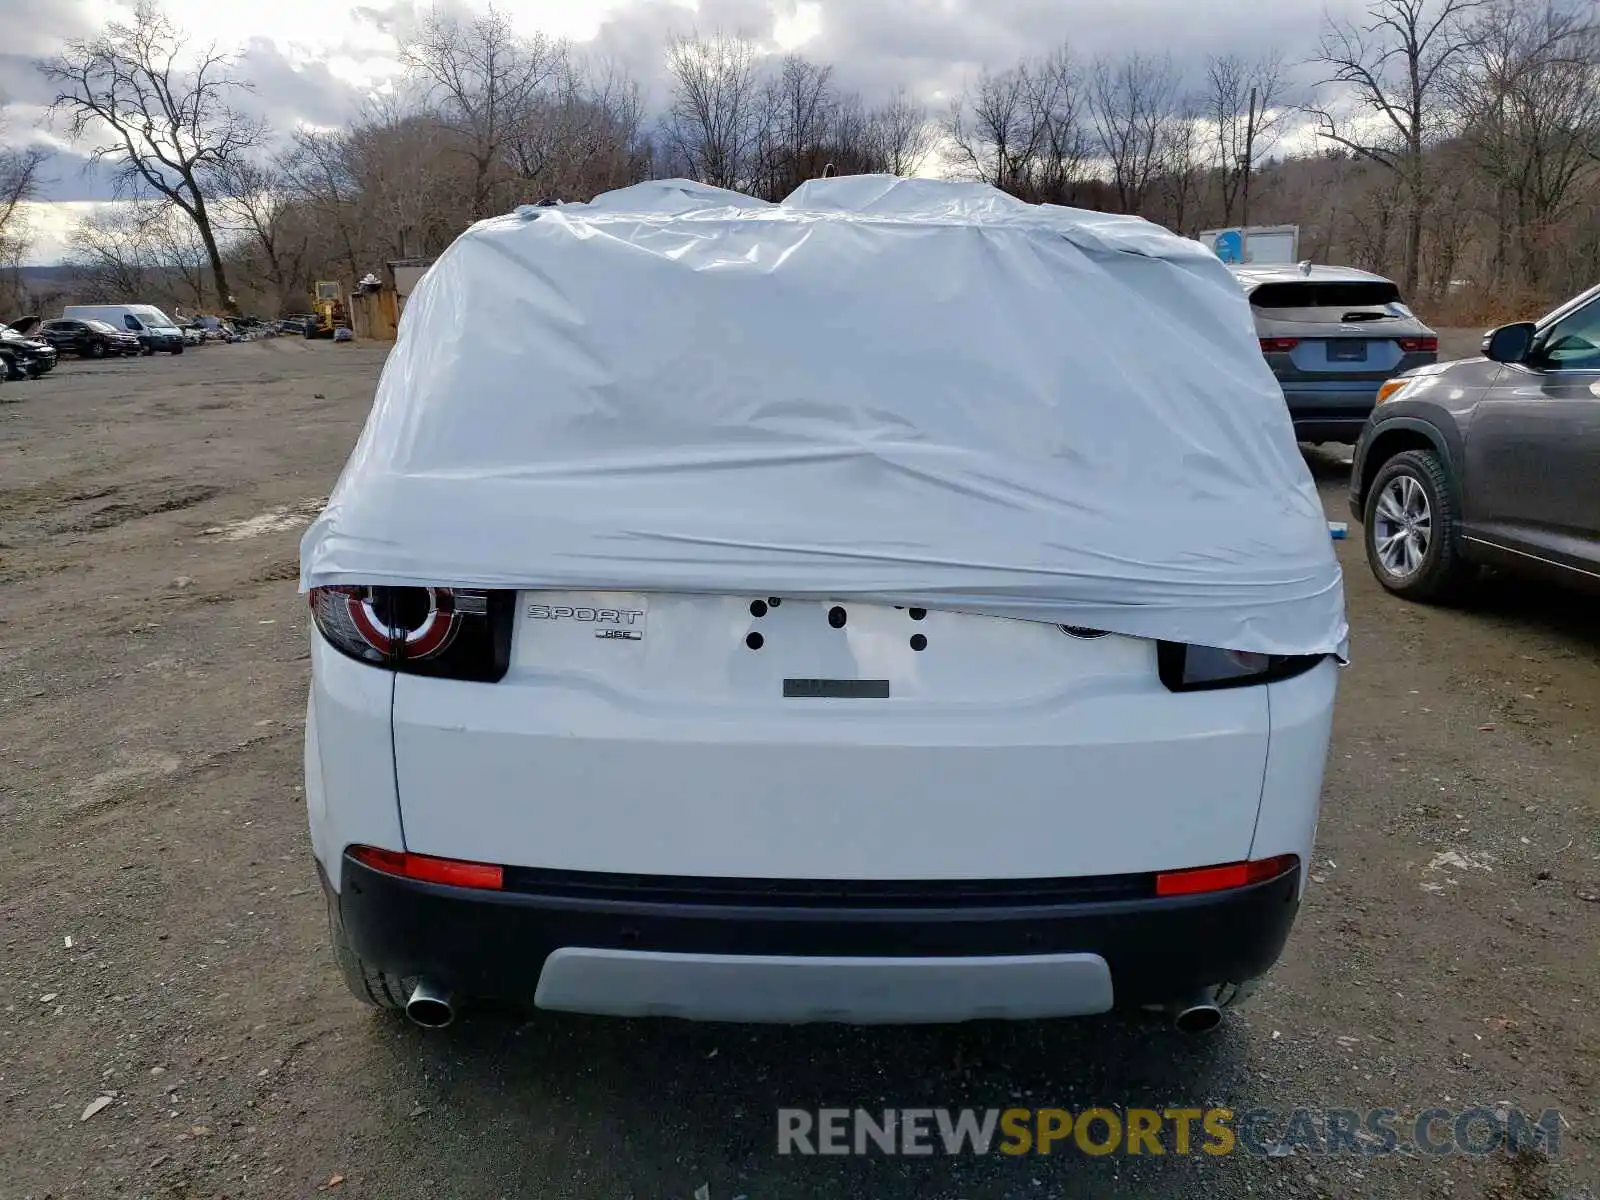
(405, 981, 455, 1029)
(1171, 1002, 1224, 1034)
(1163, 986, 1227, 1033)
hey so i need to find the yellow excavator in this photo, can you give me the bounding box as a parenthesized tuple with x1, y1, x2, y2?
(304, 281, 349, 339)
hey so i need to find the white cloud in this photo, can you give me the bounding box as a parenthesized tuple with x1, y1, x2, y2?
(12, 200, 118, 266)
(773, 2, 823, 51)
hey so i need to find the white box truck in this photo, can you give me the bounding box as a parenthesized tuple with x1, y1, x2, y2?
(1198, 225, 1299, 265)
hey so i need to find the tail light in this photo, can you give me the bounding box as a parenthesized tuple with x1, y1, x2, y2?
(1157, 642, 1324, 692)
(1259, 337, 1299, 353)
(1155, 854, 1299, 896)
(1397, 336, 1437, 353)
(350, 845, 504, 890)
(309, 585, 514, 682)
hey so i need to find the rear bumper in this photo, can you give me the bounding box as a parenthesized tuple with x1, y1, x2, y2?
(1280, 381, 1382, 443)
(328, 852, 1301, 1021)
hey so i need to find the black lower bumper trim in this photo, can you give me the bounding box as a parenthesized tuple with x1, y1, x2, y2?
(1292, 420, 1369, 444)
(332, 853, 1301, 1010)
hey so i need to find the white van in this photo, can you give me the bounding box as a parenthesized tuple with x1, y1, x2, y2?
(61, 305, 185, 355)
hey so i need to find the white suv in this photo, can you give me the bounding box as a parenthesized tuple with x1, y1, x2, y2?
(301, 177, 1342, 1033)
(306, 587, 1334, 1031)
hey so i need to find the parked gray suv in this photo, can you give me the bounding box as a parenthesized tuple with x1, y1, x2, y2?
(1349, 282, 1600, 600)
(1235, 264, 1438, 443)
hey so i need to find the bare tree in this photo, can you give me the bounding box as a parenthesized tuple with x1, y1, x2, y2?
(271, 55, 650, 302)
(65, 204, 207, 309)
(1024, 46, 1093, 204)
(40, 0, 265, 313)
(510, 58, 649, 199)
(1089, 52, 1180, 213)
(0, 98, 47, 277)
(1156, 107, 1207, 234)
(945, 65, 1042, 191)
(67, 208, 152, 301)
(1419, 144, 1478, 294)
(344, 93, 469, 259)
(402, 6, 567, 219)
(1205, 52, 1288, 226)
(1454, 0, 1600, 288)
(662, 31, 763, 190)
(1285, 150, 1355, 261)
(217, 156, 306, 312)
(821, 92, 884, 177)
(140, 209, 211, 312)
(281, 128, 364, 283)
(1310, 0, 1486, 295)
(1345, 167, 1407, 271)
(868, 87, 936, 177)
(769, 56, 837, 196)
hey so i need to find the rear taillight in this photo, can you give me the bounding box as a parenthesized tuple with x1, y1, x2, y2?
(309, 585, 513, 682)
(350, 845, 504, 890)
(1157, 642, 1324, 692)
(1155, 854, 1299, 896)
(1259, 337, 1299, 353)
(1397, 336, 1438, 353)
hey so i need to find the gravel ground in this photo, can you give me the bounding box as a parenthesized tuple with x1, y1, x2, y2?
(0, 340, 1596, 1200)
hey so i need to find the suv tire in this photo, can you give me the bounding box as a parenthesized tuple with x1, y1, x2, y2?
(328, 906, 407, 1014)
(1363, 448, 1468, 601)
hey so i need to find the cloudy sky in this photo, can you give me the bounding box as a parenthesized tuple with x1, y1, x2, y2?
(2, 0, 1362, 262)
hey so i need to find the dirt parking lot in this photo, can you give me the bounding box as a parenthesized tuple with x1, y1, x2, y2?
(1, 342, 1597, 1200)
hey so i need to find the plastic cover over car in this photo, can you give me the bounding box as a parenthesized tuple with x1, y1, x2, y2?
(300, 176, 1347, 657)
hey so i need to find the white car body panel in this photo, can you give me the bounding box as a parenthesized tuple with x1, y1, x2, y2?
(1252, 658, 1339, 891)
(389, 593, 1277, 880)
(306, 636, 399, 888)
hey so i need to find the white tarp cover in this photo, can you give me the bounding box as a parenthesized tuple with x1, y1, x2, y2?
(301, 176, 1347, 657)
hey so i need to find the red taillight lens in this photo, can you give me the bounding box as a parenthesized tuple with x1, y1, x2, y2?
(1155, 854, 1299, 897)
(1397, 336, 1437, 353)
(309, 585, 389, 664)
(1259, 337, 1300, 354)
(308, 585, 512, 681)
(350, 845, 504, 890)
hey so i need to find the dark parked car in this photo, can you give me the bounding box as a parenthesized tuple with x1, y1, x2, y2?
(1235, 264, 1439, 443)
(60, 306, 186, 354)
(1350, 282, 1600, 600)
(38, 317, 140, 358)
(0, 322, 60, 380)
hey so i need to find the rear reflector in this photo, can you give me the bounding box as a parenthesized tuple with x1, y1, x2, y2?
(1259, 337, 1300, 353)
(350, 845, 504, 890)
(1154, 854, 1299, 897)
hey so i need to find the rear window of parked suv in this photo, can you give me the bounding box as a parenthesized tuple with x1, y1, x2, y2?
(1250, 281, 1403, 309)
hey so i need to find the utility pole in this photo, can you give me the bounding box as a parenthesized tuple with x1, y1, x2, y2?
(1240, 85, 1257, 262)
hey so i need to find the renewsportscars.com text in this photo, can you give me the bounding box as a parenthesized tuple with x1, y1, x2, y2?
(776, 1106, 1563, 1158)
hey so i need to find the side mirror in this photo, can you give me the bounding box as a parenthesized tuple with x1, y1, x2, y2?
(1483, 322, 1536, 363)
